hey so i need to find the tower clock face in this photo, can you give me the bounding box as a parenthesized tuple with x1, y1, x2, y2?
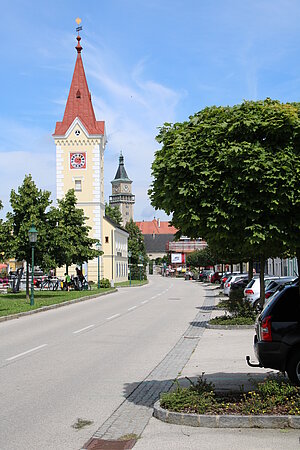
(70, 152, 86, 169)
(124, 185, 129, 192)
(113, 185, 120, 193)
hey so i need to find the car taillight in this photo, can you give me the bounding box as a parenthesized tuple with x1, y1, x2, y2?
(261, 315, 272, 342)
(265, 292, 272, 299)
(245, 289, 254, 295)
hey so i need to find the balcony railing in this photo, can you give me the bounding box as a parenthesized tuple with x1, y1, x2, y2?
(166, 241, 207, 253)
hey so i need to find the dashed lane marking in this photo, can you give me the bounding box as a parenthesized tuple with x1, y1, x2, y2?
(6, 344, 48, 361)
(73, 325, 95, 334)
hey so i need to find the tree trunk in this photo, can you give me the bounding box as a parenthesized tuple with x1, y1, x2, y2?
(248, 259, 253, 282)
(230, 263, 233, 273)
(259, 255, 266, 309)
(221, 263, 224, 274)
(65, 265, 68, 275)
(26, 260, 29, 300)
(239, 262, 243, 273)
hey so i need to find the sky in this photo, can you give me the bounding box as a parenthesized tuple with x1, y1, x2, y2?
(2, 0, 300, 221)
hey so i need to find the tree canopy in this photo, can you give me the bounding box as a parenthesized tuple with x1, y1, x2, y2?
(105, 202, 122, 226)
(149, 99, 300, 303)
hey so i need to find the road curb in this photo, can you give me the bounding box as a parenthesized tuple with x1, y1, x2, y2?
(0, 289, 118, 323)
(116, 280, 149, 288)
(153, 401, 300, 428)
(206, 323, 255, 330)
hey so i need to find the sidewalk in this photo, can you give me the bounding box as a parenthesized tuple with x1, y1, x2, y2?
(134, 285, 300, 450)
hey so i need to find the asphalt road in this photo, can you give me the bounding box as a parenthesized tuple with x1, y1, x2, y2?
(0, 275, 203, 450)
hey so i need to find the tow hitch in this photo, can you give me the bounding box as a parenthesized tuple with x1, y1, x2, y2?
(246, 355, 262, 368)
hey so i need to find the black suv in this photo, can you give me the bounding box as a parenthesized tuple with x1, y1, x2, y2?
(253, 283, 300, 384)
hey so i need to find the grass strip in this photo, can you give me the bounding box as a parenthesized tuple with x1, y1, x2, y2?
(115, 280, 148, 287)
(0, 288, 114, 317)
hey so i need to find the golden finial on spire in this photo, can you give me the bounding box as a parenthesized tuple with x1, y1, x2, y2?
(75, 18, 83, 53)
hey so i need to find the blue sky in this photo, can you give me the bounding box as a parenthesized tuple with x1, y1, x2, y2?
(2, 0, 300, 220)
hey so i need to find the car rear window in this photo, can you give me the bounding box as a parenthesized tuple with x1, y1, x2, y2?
(247, 279, 255, 288)
(268, 287, 300, 321)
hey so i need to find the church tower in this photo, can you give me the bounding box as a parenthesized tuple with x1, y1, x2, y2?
(109, 153, 135, 226)
(53, 27, 106, 280)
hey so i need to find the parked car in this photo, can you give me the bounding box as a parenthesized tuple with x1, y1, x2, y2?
(210, 272, 223, 283)
(252, 281, 300, 384)
(198, 270, 214, 282)
(244, 276, 279, 307)
(264, 277, 297, 301)
(230, 277, 249, 291)
(220, 272, 240, 288)
(223, 273, 248, 296)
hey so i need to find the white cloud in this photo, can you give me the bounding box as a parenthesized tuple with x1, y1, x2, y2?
(0, 36, 180, 222)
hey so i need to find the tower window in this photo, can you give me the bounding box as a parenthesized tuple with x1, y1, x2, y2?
(74, 179, 82, 191)
(105, 236, 109, 243)
(76, 89, 81, 98)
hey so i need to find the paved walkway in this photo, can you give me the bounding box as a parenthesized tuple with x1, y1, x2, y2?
(134, 284, 300, 449)
(82, 284, 215, 448)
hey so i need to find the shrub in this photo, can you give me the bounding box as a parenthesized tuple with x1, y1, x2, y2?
(99, 278, 111, 288)
(228, 288, 256, 319)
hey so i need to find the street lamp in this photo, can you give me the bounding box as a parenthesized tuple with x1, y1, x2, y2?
(139, 254, 144, 283)
(28, 224, 38, 306)
(128, 250, 132, 286)
(96, 242, 101, 289)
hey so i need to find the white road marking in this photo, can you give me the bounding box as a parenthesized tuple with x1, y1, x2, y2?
(106, 314, 120, 320)
(128, 306, 137, 311)
(6, 344, 48, 361)
(73, 324, 95, 334)
(141, 300, 148, 304)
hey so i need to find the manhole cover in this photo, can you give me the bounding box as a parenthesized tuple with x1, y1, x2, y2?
(84, 438, 137, 449)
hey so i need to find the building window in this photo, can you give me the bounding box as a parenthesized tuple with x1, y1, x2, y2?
(105, 236, 109, 243)
(74, 179, 82, 191)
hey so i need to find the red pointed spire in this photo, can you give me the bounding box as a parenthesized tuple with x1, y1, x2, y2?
(54, 32, 104, 136)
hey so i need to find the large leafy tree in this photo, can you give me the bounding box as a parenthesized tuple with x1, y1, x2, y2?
(7, 175, 52, 296)
(55, 189, 99, 273)
(125, 219, 148, 280)
(149, 99, 300, 305)
(105, 202, 122, 226)
(0, 201, 13, 261)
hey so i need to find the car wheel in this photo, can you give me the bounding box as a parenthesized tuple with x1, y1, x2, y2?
(286, 350, 300, 385)
(253, 300, 262, 314)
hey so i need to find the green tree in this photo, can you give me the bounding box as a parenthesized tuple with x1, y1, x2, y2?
(0, 201, 13, 261)
(7, 175, 52, 297)
(149, 99, 300, 305)
(125, 219, 148, 280)
(186, 247, 216, 271)
(56, 189, 99, 273)
(105, 202, 122, 226)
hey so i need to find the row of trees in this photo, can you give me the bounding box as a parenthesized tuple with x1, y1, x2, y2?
(149, 99, 300, 305)
(0, 175, 100, 294)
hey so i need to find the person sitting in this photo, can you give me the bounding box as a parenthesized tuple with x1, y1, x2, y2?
(76, 267, 84, 283)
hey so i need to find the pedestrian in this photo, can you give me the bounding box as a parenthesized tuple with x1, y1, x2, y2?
(64, 273, 71, 291)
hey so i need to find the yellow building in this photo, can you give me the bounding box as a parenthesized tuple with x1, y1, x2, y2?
(53, 30, 128, 282)
(102, 216, 129, 284)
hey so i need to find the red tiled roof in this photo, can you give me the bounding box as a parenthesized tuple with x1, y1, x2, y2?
(53, 35, 105, 136)
(136, 219, 178, 235)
